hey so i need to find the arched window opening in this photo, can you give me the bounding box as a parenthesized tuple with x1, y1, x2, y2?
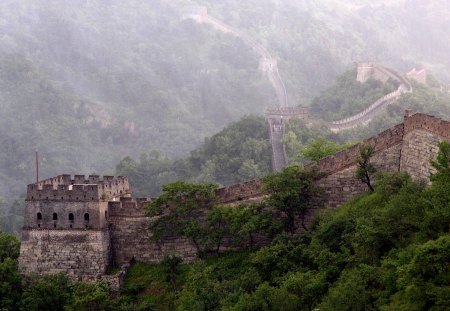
(84, 213, 90, 222)
(53, 213, 58, 220)
(37, 212, 42, 220)
(69, 213, 74, 222)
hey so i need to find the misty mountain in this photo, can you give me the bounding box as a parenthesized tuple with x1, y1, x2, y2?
(0, 0, 449, 203)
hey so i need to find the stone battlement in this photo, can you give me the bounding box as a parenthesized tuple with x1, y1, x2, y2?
(18, 113, 450, 283)
(404, 113, 450, 140)
(313, 122, 404, 176)
(27, 175, 130, 201)
(265, 106, 309, 118)
(108, 197, 150, 218)
(216, 179, 264, 204)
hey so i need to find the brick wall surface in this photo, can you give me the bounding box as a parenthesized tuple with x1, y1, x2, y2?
(401, 130, 442, 181)
(19, 229, 110, 280)
(110, 216, 197, 266)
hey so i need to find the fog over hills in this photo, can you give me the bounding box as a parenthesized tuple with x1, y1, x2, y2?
(0, 0, 449, 202)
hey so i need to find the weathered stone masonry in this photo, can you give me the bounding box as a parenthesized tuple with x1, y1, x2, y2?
(19, 175, 132, 280)
(19, 113, 450, 280)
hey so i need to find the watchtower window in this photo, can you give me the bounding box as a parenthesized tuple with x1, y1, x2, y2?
(84, 213, 90, 222)
(69, 213, 74, 222)
(37, 212, 42, 220)
(53, 213, 58, 220)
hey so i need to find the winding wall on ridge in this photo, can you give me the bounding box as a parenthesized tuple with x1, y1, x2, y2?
(329, 63, 413, 132)
(108, 113, 450, 267)
(19, 113, 450, 277)
(186, 8, 417, 170)
(186, 7, 290, 171)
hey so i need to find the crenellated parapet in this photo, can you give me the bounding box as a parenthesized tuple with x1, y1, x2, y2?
(108, 197, 150, 218)
(265, 106, 309, 120)
(216, 179, 265, 204)
(18, 113, 450, 282)
(311, 123, 405, 176)
(27, 183, 100, 202)
(330, 63, 412, 132)
(403, 113, 450, 140)
(26, 175, 130, 202)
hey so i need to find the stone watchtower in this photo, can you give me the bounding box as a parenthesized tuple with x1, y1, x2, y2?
(19, 175, 131, 280)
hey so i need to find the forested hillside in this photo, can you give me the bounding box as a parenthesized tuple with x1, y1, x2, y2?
(116, 116, 272, 197)
(1, 143, 449, 310)
(1, 0, 450, 231)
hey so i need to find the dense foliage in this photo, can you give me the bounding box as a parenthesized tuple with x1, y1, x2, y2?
(2, 0, 450, 233)
(262, 166, 323, 232)
(2, 143, 449, 310)
(1, 0, 450, 225)
(147, 165, 323, 256)
(116, 116, 271, 197)
(122, 142, 450, 310)
(147, 182, 220, 255)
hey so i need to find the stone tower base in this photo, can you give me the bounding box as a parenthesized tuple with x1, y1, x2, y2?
(19, 229, 110, 281)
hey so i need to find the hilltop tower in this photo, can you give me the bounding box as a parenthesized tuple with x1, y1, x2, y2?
(19, 175, 131, 280)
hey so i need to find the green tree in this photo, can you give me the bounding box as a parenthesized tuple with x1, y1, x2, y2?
(0, 232, 21, 310)
(0, 258, 22, 310)
(282, 270, 329, 311)
(20, 273, 73, 311)
(319, 265, 383, 311)
(232, 283, 299, 311)
(263, 166, 322, 233)
(383, 236, 450, 310)
(356, 144, 376, 192)
(301, 137, 343, 162)
(206, 205, 233, 255)
(227, 203, 280, 248)
(147, 181, 218, 256)
(67, 281, 110, 311)
(0, 231, 20, 261)
(430, 141, 450, 184)
(162, 255, 183, 292)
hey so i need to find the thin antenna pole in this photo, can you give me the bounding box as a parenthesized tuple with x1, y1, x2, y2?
(36, 151, 39, 183)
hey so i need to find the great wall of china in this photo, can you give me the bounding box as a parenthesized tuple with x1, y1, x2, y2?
(16, 6, 447, 286)
(184, 6, 420, 171)
(18, 112, 450, 284)
(185, 7, 292, 172)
